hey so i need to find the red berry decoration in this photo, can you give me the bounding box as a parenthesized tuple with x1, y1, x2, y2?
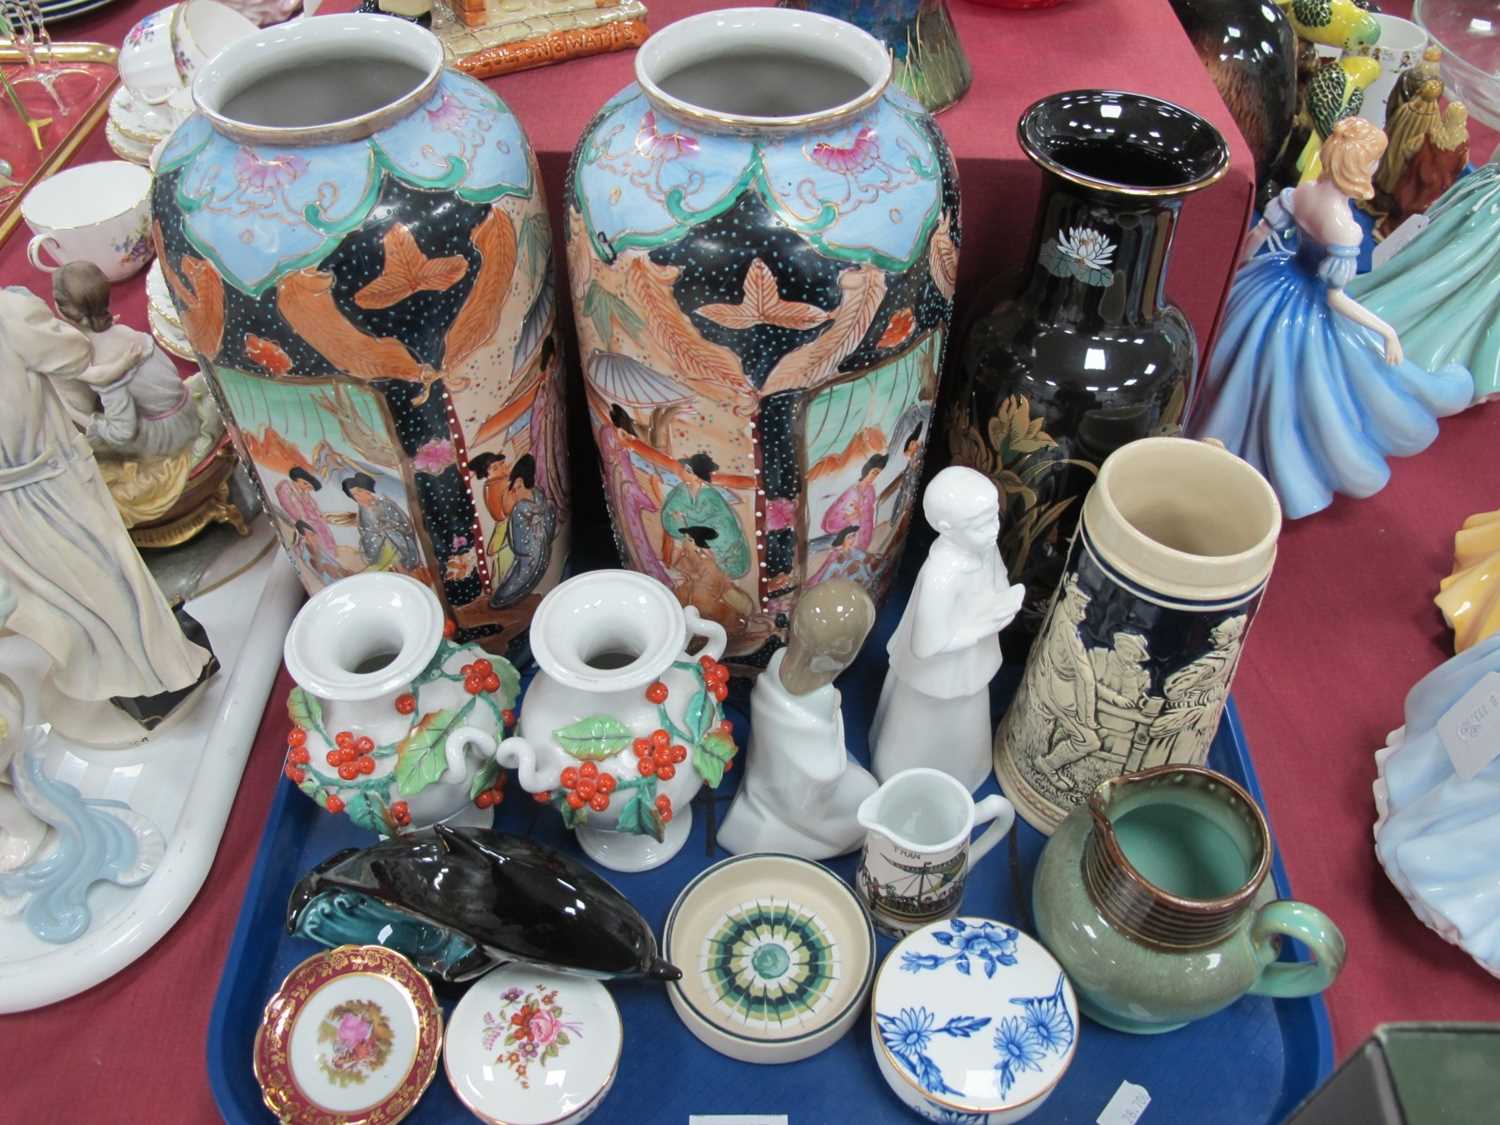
(533, 789, 553, 804)
(638, 758, 656, 777)
(475, 790, 495, 809)
(390, 800, 411, 825)
(290, 747, 309, 765)
(355, 735, 375, 755)
(656, 763, 676, 781)
(464, 676, 483, 695)
(579, 761, 599, 780)
(719, 719, 734, 735)
(632, 737, 651, 757)
(699, 654, 716, 670)
(651, 729, 671, 749)
(661, 810, 673, 824)
(655, 794, 672, 812)
(443, 618, 457, 639)
(358, 756, 376, 776)
(325, 750, 342, 767)
(566, 792, 586, 810)
(589, 793, 610, 812)
(645, 681, 669, 704)
(576, 780, 597, 801)
(671, 745, 687, 764)
(711, 682, 729, 702)
(284, 764, 305, 783)
(560, 766, 579, 788)
(288, 727, 307, 747)
(502, 709, 516, 726)
(597, 773, 617, 794)
(335, 731, 355, 750)
(325, 794, 345, 814)
(395, 693, 416, 715)
(338, 764, 358, 781)
(483, 674, 500, 693)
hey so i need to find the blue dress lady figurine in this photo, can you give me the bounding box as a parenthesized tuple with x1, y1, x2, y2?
(1192, 116, 1474, 520)
(1348, 155, 1500, 403)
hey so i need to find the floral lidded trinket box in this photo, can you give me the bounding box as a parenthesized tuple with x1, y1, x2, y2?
(254, 944, 443, 1124)
(871, 917, 1079, 1122)
(444, 964, 623, 1124)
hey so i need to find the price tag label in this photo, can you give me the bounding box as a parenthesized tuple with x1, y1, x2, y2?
(1097, 1080, 1151, 1125)
(1371, 213, 1429, 270)
(1438, 671, 1500, 781)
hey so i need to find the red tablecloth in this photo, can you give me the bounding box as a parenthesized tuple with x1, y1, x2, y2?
(1, 0, 1496, 1121)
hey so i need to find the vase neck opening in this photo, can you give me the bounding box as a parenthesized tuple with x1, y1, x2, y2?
(635, 8, 891, 134)
(193, 15, 444, 146)
(530, 572, 686, 693)
(283, 572, 444, 704)
(1083, 765, 1270, 950)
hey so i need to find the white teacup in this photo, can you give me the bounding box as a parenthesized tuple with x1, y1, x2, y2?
(120, 0, 257, 106)
(1352, 15, 1431, 129)
(23, 162, 155, 282)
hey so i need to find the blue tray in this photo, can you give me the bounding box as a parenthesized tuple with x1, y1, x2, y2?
(207, 577, 1334, 1124)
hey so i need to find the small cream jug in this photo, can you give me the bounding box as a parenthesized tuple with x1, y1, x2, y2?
(855, 768, 1015, 936)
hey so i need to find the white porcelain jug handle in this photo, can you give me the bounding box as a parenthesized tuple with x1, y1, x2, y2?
(683, 606, 727, 663)
(966, 793, 1015, 870)
(26, 234, 62, 273)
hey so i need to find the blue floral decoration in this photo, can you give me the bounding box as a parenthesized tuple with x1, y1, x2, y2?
(899, 918, 1020, 979)
(876, 1005, 992, 1097)
(992, 1015, 1046, 1098)
(1011, 972, 1075, 1056)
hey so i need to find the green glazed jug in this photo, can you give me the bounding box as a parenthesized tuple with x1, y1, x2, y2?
(1032, 764, 1345, 1034)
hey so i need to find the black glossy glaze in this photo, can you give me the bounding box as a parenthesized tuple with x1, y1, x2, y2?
(286, 824, 681, 983)
(950, 91, 1228, 646)
(1170, 0, 1297, 196)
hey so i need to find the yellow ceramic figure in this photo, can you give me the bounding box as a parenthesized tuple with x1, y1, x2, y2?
(1436, 509, 1500, 653)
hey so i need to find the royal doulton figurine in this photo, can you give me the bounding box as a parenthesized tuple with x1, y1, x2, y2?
(50, 262, 223, 528)
(719, 579, 878, 859)
(0, 285, 216, 746)
(870, 466, 1024, 792)
(1192, 117, 1474, 520)
(1348, 153, 1500, 401)
(1380, 100, 1468, 239)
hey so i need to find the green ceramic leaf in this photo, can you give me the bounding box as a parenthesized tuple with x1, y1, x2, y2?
(342, 789, 386, 834)
(287, 687, 324, 733)
(615, 776, 665, 842)
(521, 212, 551, 275)
(553, 714, 633, 760)
(656, 704, 690, 745)
(468, 759, 501, 799)
(491, 657, 521, 709)
(683, 683, 713, 744)
(693, 729, 737, 789)
(553, 790, 587, 829)
(395, 707, 462, 796)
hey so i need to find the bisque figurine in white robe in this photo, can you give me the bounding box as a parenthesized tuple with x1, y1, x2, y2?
(0, 575, 45, 873)
(718, 579, 878, 859)
(0, 286, 212, 745)
(870, 466, 1024, 792)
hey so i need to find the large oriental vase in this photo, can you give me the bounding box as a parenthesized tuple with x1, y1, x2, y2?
(151, 15, 568, 654)
(567, 8, 960, 669)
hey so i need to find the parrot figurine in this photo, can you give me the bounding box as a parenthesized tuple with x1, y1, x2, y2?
(1279, 0, 1381, 51)
(1296, 54, 1381, 182)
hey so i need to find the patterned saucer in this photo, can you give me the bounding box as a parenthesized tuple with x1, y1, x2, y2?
(871, 918, 1079, 1123)
(253, 945, 442, 1124)
(444, 965, 622, 1125)
(662, 852, 876, 1064)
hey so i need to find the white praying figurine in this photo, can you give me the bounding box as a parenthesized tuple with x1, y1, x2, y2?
(0, 575, 45, 873)
(718, 579, 879, 860)
(870, 466, 1024, 793)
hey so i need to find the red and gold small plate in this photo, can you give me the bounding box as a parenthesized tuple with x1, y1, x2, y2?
(253, 945, 443, 1124)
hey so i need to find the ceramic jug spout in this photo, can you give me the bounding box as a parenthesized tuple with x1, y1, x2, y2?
(855, 788, 884, 837)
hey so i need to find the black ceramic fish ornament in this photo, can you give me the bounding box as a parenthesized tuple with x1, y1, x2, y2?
(286, 825, 681, 983)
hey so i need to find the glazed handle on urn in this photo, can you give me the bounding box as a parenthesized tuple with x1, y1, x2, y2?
(683, 606, 727, 663)
(444, 726, 560, 793)
(1246, 900, 1347, 999)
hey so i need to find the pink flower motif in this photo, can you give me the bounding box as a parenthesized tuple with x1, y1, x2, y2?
(634, 111, 699, 161)
(809, 127, 880, 175)
(336, 1014, 372, 1049)
(526, 1008, 562, 1046)
(766, 497, 797, 532)
(412, 439, 457, 474)
(234, 148, 309, 193)
(501, 987, 523, 1002)
(425, 93, 470, 132)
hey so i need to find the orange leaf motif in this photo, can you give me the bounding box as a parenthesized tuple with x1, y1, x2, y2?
(696, 259, 830, 331)
(928, 211, 958, 302)
(443, 206, 516, 372)
(625, 256, 750, 410)
(877, 308, 915, 349)
(762, 264, 887, 395)
(244, 333, 293, 375)
(354, 224, 469, 310)
(156, 222, 225, 361)
(277, 268, 437, 385)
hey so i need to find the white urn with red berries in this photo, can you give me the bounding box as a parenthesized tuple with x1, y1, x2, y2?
(447, 570, 738, 872)
(281, 573, 519, 836)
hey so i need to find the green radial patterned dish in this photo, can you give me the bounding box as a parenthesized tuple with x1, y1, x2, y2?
(664, 854, 876, 1064)
(702, 897, 840, 1028)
